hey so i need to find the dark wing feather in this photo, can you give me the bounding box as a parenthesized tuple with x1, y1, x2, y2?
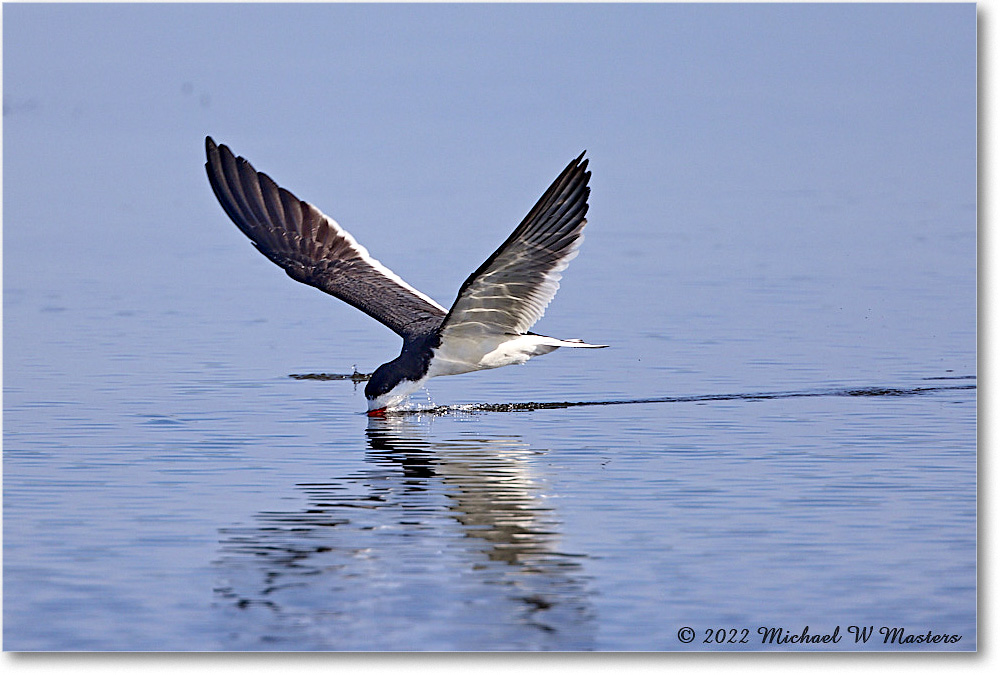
(439, 152, 591, 338)
(205, 137, 447, 340)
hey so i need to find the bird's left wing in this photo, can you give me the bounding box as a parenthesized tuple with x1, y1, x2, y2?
(205, 137, 447, 340)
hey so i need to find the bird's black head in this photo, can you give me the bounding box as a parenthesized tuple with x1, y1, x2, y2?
(365, 363, 401, 402)
(364, 356, 428, 413)
(365, 367, 423, 414)
(364, 335, 438, 414)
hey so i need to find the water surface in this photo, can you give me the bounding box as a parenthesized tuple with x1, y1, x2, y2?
(3, 3, 976, 651)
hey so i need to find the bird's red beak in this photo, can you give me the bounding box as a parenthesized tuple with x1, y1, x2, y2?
(367, 407, 387, 418)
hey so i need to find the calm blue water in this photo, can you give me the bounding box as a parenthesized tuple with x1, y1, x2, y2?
(3, 3, 976, 651)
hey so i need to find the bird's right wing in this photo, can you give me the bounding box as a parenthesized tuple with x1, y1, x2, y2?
(205, 137, 447, 340)
(439, 152, 591, 339)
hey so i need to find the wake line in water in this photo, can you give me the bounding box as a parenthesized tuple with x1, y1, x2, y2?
(388, 383, 976, 416)
(287, 372, 975, 415)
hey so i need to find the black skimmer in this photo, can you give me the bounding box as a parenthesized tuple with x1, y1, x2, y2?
(205, 137, 606, 415)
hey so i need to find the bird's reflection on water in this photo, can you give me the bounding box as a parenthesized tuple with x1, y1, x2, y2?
(214, 417, 595, 650)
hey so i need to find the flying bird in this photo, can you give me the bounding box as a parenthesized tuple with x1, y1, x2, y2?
(205, 137, 606, 414)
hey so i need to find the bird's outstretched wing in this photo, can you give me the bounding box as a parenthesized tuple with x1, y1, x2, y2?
(205, 137, 447, 340)
(439, 152, 591, 339)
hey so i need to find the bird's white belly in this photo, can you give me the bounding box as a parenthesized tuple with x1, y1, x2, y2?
(426, 334, 563, 378)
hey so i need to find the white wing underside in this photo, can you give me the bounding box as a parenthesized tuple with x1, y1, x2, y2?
(444, 239, 581, 337)
(438, 154, 590, 336)
(432, 152, 602, 373)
